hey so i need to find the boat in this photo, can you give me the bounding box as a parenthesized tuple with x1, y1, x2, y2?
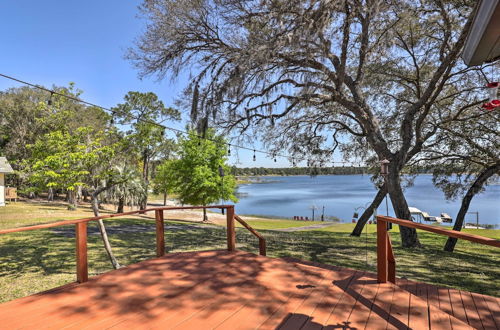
(440, 213, 453, 223)
(409, 207, 444, 223)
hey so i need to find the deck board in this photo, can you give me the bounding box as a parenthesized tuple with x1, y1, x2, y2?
(450, 288, 469, 324)
(460, 290, 484, 330)
(481, 294, 500, 329)
(471, 293, 498, 330)
(0, 250, 495, 329)
(298, 269, 360, 329)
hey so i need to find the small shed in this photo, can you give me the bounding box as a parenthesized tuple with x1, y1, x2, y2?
(0, 157, 14, 206)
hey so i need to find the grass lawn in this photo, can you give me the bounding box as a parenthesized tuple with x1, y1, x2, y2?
(0, 201, 498, 303)
(236, 218, 327, 230)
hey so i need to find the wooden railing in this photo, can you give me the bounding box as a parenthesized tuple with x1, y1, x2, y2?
(0, 205, 266, 283)
(376, 215, 500, 284)
(235, 215, 266, 256)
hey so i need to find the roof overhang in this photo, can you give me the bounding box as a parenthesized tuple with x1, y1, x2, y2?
(462, 0, 500, 66)
(0, 157, 14, 174)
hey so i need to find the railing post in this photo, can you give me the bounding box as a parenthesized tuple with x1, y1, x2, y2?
(377, 217, 388, 283)
(259, 238, 266, 256)
(226, 206, 236, 252)
(76, 222, 88, 283)
(155, 209, 165, 257)
(387, 234, 396, 283)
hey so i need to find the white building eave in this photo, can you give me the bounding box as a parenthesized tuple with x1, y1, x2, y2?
(462, 0, 500, 66)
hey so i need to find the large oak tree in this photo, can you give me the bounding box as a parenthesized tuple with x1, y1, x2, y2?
(129, 0, 483, 247)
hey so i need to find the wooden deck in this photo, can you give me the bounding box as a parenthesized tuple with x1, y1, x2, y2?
(0, 250, 498, 329)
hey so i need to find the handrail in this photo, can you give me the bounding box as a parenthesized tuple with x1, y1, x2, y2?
(377, 216, 500, 248)
(0, 205, 234, 235)
(234, 215, 267, 256)
(0, 204, 263, 283)
(376, 215, 500, 284)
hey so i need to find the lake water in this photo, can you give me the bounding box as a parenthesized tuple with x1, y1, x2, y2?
(234, 175, 500, 226)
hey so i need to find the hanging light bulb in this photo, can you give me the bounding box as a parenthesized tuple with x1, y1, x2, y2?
(227, 144, 231, 156)
(47, 92, 54, 106)
(253, 149, 256, 161)
(218, 165, 225, 178)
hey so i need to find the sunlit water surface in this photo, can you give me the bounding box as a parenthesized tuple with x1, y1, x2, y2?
(233, 175, 500, 226)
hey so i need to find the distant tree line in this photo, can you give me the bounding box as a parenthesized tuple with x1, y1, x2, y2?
(232, 166, 432, 177)
(233, 166, 366, 176)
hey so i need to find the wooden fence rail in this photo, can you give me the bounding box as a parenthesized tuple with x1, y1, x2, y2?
(235, 215, 267, 256)
(376, 215, 500, 284)
(0, 205, 266, 283)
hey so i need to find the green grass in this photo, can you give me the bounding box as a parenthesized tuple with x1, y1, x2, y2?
(237, 219, 328, 230)
(0, 201, 109, 230)
(0, 201, 498, 303)
(286, 223, 499, 297)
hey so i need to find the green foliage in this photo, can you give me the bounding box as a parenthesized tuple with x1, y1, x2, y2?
(0, 85, 184, 212)
(104, 165, 147, 208)
(26, 127, 116, 195)
(112, 91, 180, 171)
(0, 85, 112, 189)
(153, 160, 177, 197)
(112, 91, 181, 208)
(163, 129, 237, 206)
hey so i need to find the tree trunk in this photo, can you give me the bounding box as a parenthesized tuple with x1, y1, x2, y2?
(91, 191, 121, 269)
(140, 149, 149, 210)
(67, 190, 77, 210)
(77, 185, 83, 202)
(47, 187, 54, 202)
(203, 207, 208, 222)
(387, 171, 421, 248)
(444, 163, 500, 252)
(117, 196, 125, 213)
(82, 189, 89, 202)
(351, 184, 387, 236)
(163, 192, 167, 206)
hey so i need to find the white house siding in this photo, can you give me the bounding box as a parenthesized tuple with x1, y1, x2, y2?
(0, 173, 5, 206)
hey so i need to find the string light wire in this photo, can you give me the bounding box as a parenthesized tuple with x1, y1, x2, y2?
(0, 72, 366, 167)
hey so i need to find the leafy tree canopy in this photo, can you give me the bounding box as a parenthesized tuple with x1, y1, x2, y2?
(164, 129, 237, 207)
(26, 126, 118, 206)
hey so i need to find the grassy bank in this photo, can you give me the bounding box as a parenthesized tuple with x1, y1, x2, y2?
(0, 201, 498, 302)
